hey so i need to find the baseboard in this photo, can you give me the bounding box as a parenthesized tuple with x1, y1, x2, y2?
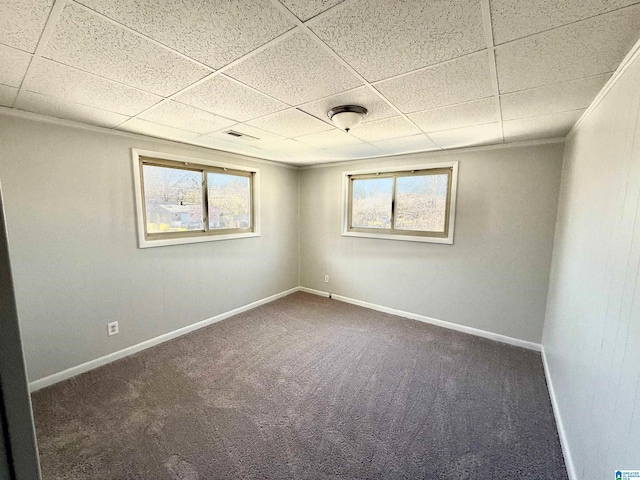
(300, 287, 542, 351)
(298, 286, 331, 297)
(541, 347, 577, 480)
(28, 287, 300, 392)
(29, 285, 542, 392)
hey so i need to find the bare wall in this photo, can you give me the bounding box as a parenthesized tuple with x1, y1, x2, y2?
(543, 48, 640, 478)
(0, 114, 299, 382)
(299, 143, 564, 343)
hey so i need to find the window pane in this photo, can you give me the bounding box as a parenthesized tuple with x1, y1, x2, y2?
(208, 173, 251, 230)
(351, 177, 394, 229)
(143, 165, 204, 234)
(395, 174, 449, 232)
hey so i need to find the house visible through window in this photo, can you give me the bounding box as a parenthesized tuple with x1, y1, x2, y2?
(343, 162, 458, 244)
(133, 150, 259, 248)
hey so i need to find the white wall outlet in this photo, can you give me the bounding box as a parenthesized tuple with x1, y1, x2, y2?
(107, 321, 119, 336)
(325, 275, 329, 283)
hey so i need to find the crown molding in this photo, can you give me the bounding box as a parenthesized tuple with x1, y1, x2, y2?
(0, 107, 299, 170)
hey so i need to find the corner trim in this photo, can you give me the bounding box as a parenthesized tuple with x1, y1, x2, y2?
(541, 346, 577, 480)
(28, 287, 300, 392)
(301, 287, 542, 351)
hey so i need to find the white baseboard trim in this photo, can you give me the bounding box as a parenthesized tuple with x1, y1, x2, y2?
(28, 287, 300, 392)
(29, 285, 542, 392)
(541, 347, 577, 480)
(300, 287, 542, 352)
(298, 286, 331, 297)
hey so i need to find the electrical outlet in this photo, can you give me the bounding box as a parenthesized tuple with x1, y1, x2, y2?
(107, 321, 119, 336)
(325, 275, 329, 283)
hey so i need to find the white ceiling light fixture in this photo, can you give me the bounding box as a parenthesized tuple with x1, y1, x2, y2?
(328, 105, 368, 132)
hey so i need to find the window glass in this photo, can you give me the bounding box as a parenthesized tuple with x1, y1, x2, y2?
(351, 177, 394, 229)
(207, 172, 251, 230)
(142, 165, 203, 233)
(344, 164, 457, 243)
(395, 174, 448, 232)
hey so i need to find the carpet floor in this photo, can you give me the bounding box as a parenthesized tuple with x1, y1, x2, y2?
(31, 292, 567, 479)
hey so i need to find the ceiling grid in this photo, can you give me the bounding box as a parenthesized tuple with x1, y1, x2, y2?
(0, 0, 638, 165)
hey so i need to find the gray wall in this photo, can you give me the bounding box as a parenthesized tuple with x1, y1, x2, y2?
(299, 143, 564, 343)
(0, 115, 299, 382)
(543, 52, 640, 478)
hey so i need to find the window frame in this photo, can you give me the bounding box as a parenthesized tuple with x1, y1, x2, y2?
(342, 161, 458, 244)
(132, 149, 260, 248)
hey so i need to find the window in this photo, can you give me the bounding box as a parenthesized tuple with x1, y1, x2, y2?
(132, 149, 259, 248)
(343, 162, 458, 244)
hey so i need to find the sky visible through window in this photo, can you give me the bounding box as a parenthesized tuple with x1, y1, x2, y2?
(351, 173, 448, 233)
(395, 174, 448, 232)
(142, 165, 252, 234)
(207, 173, 251, 230)
(143, 165, 203, 233)
(352, 177, 393, 229)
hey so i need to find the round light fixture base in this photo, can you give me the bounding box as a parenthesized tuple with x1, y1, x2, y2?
(327, 105, 368, 132)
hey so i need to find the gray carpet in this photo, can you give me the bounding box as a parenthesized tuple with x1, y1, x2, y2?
(31, 292, 567, 479)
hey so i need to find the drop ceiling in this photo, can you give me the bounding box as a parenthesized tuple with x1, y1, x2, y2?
(1, 0, 639, 165)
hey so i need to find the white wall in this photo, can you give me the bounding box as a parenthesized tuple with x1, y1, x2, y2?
(299, 142, 564, 344)
(0, 114, 299, 382)
(543, 47, 640, 478)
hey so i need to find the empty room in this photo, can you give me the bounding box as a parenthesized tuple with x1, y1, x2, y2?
(1, 0, 639, 479)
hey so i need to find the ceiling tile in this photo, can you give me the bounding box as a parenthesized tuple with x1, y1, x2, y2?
(0, 44, 32, 87)
(429, 123, 503, 149)
(295, 129, 361, 148)
(299, 86, 397, 124)
(500, 74, 610, 120)
(408, 98, 497, 133)
(495, 6, 640, 93)
(205, 123, 285, 150)
(370, 134, 439, 155)
(503, 110, 584, 141)
(174, 75, 288, 122)
(43, 4, 211, 97)
(0, 0, 54, 52)
(225, 31, 362, 105)
(117, 118, 200, 142)
(321, 142, 385, 159)
(279, 0, 345, 21)
(74, 0, 295, 69)
(374, 51, 494, 113)
(0, 85, 19, 107)
(139, 101, 235, 134)
(309, 0, 485, 82)
(27, 59, 162, 116)
(246, 109, 332, 137)
(14, 91, 130, 127)
(192, 135, 266, 158)
(264, 138, 314, 153)
(491, 0, 638, 45)
(262, 139, 333, 160)
(350, 116, 422, 142)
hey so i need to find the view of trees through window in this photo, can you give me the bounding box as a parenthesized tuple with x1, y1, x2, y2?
(208, 173, 251, 230)
(143, 165, 203, 233)
(351, 178, 393, 229)
(395, 174, 448, 232)
(350, 170, 450, 235)
(142, 163, 252, 235)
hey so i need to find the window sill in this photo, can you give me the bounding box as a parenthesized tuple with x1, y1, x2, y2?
(342, 230, 453, 244)
(139, 232, 260, 248)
